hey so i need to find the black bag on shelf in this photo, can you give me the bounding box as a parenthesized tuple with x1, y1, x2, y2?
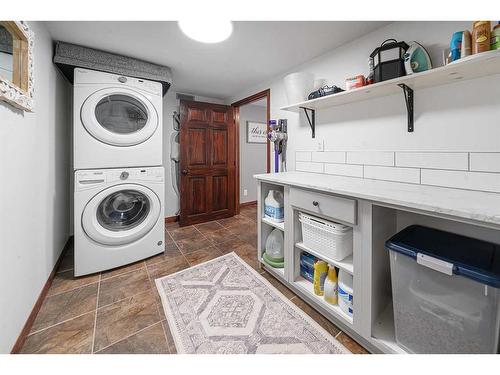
(307, 85, 344, 100)
(370, 39, 409, 83)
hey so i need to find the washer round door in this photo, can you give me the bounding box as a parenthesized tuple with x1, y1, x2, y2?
(81, 87, 159, 147)
(82, 184, 161, 246)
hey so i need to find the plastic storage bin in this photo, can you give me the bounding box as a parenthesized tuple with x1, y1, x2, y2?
(386, 225, 500, 354)
(299, 212, 353, 261)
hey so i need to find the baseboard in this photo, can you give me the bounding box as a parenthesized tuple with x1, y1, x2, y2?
(165, 215, 179, 223)
(10, 237, 72, 354)
(240, 200, 257, 208)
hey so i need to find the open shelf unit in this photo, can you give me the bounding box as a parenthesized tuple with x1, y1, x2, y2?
(294, 276, 353, 325)
(261, 217, 284, 231)
(280, 50, 500, 134)
(295, 241, 353, 275)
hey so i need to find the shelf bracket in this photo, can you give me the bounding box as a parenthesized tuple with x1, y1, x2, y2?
(398, 84, 414, 132)
(301, 107, 315, 138)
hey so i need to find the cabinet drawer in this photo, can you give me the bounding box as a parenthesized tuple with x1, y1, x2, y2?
(290, 187, 357, 225)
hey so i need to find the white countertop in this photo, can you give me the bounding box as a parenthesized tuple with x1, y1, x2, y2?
(255, 171, 500, 227)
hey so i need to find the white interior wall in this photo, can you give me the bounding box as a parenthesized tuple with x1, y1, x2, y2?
(228, 22, 500, 174)
(162, 91, 224, 217)
(0, 22, 71, 353)
(239, 103, 267, 203)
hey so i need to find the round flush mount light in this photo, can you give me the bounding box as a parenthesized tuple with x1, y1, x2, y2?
(178, 20, 233, 43)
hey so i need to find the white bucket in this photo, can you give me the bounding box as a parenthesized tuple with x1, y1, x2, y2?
(338, 269, 353, 317)
(283, 72, 314, 104)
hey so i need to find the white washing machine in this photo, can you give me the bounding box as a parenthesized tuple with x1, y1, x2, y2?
(73, 68, 163, 170)
(74, 166, 165, 276)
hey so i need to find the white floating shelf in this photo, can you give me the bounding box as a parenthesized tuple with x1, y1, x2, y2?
(261, 217, 285, 231)
(295, 242, 353, 275)
(294, 276, 353, 325)
(281, 50, 500, 113)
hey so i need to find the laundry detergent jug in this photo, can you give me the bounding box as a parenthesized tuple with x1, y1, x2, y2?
(264, 190, 284, 222)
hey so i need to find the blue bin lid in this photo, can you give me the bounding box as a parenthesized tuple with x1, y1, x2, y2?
(385, 225, 500, 288)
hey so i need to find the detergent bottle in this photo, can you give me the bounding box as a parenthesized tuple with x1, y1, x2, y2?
(264, 190, 284, 222)
(323, 266, 338, 305)
(313, 260, 328, 296)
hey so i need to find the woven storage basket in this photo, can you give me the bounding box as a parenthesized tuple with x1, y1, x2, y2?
(299, 212, 353, 261)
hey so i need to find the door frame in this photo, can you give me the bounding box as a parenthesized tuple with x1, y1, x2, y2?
(231, 89, 271, 215)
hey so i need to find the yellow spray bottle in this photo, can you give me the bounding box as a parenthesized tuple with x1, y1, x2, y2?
(324, 266, 338, 305)
(313, 260, 328, 296)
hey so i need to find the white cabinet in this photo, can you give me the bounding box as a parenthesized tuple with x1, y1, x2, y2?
(258, 182, 367, 346)
(256, 175, 500, 354)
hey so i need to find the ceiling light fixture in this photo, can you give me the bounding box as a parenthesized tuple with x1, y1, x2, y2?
(178, 20, 233, 43)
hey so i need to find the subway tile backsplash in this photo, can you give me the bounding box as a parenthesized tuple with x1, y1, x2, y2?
(295, 151, 312, 162)
(346, 151, 394, 166)
(364, 165, 421, 184)
(324, 163, 363, 178)
(294, 150, 500, 194)
(421, 169, 500, 193)
(296, 161, 324, 173)
(469, 153, 500, 173)
(395, 152, 468, 171)
(311, 151, 345, 163)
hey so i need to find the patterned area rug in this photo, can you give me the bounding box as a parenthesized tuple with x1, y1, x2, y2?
(155, 252, 348, 354)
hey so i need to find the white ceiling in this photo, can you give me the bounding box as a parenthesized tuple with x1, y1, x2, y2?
(44, 21, 389, 99)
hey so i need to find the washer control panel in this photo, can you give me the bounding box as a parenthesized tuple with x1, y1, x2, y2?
(75, 167, 164, 191)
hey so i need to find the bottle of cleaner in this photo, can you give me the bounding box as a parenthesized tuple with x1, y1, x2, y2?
(313, 260, 328, 296)
(323, 266, 338, 305)
(264, 190, 284, 222)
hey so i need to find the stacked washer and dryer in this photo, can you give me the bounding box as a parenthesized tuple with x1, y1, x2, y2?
(73, 68, 165, 276)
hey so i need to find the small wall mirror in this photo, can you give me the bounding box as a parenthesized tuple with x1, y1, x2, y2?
(0, 21, 34, 112)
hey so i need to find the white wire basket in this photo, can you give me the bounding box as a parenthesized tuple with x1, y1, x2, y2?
(299, 212, 353, 261)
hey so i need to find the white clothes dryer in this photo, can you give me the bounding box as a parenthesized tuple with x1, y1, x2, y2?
(73, 68, 163, 170)
(74, 166, 165, 276)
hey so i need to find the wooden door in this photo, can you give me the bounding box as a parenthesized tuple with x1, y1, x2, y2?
(179, 100, 236, 226)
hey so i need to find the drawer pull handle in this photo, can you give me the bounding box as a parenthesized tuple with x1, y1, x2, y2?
(312, 201, 319, 207)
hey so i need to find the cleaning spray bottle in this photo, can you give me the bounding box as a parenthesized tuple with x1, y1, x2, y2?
(323, 266, 338, 305)
(313, 260, 328, 296)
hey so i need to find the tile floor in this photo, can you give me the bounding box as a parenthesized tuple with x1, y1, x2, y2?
(20, 204, 367, 354)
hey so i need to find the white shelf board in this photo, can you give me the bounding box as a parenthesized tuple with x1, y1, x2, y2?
(281, 50, 500, 112)
(294, 276, 353, 326)
(260, 260, 285, 280)
(295, 242, 353, 275)
(261, 217, 285, 231)
(371, 301, 408, 354)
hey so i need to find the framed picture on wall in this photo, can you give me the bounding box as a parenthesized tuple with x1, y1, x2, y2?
(246, 121, 267, 144)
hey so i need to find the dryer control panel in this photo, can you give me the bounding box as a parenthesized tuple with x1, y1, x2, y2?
(75, 167, 164, 191)
(74, 68, 162, 96)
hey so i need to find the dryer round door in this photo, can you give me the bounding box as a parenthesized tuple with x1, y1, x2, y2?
(81, 87, 159, 147)
(82, 184, 161, 246)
